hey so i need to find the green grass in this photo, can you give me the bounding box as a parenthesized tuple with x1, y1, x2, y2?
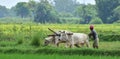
(0, 24, 120, 56)
(99, 41, 120, 50)
(0, 42, 119, 56)
(0, 24, 120, 41)
(0, 54, 119, 59)
(0, 41, 120, 50)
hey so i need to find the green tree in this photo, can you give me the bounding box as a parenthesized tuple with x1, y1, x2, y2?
(113, 6, 120, 20)
(15, 2, 30, 18)
(28, 0, 37, 20)
(95, 0, 120, 23)
(0, 5, 8, 18)
(54, 0, 79, 13)
(75, 4, 97, 24)
(34, 0, 59, 23)
(89, 17, 103, 24)
(9, 7, 16, 17)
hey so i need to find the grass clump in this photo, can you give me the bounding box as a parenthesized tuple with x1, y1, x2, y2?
(31, 32, 41, 47)
(15, 33, 24, 45)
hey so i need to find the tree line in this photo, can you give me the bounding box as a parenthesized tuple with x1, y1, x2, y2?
(0, 0, 120, 24)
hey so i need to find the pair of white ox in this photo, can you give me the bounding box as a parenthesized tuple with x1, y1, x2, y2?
(44, 30, 90, 48)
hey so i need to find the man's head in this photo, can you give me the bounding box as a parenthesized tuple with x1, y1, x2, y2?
(90, 25, 94, 30)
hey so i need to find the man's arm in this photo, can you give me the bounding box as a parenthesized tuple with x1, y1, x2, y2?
(88, 32, 92, 38)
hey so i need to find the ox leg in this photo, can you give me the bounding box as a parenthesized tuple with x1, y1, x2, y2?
(65, 42, 70, 48)
(65, 44, 68, 48)
(70, 44, 72, 48)
(86, 42, 90, 48)
(81, 43, 85, 47)
(56, 42, 59, 47)
(86, 44, 90, 48)
(55, 38, 60, 47)
(55, 41, 59, 47)
(85, 39, 90, 48)
(70, 44, 74, 48)
(69, 39, 75, 48)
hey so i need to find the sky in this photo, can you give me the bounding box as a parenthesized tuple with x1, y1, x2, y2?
(0, 0, 95, 9)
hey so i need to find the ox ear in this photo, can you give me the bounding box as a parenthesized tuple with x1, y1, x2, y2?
(59, 31, 61, 32)
(67, 33, 73, 35)
(63, 31, 65, 33)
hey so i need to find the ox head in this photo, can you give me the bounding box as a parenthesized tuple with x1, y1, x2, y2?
(44, 37, 52, 46)
(44, 40, 50, 46)
(58, 30, 73, 41)
(47, 28, 73, 44)
(59, 30, 73, 36)
(44, 34, 61, 46)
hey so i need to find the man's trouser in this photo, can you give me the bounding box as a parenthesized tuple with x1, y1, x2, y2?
(93, 38, 99, 49)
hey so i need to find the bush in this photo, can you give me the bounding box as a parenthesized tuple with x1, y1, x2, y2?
(15, 33, 24, 44)
(17, 39, 23, 44)
(99, 34, 120, 41)
(31, 32, 41, 47)
(113, 20, 120, 24)
(34, 1, 59, 23)
(59, 12, 74, 17)
(59, 17, 80, 24)
(0, 17, 31, 23)
(89, 17, 103, 24)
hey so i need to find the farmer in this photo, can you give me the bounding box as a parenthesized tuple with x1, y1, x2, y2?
(88, 25, 99, 49)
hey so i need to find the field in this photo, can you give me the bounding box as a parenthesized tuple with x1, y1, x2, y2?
(0, 24, 120, 58)
(0, 54, 120, 59)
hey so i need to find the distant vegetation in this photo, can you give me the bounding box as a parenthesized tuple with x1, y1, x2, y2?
(0, 17, 32, 23)
(0, 0, 120, 24)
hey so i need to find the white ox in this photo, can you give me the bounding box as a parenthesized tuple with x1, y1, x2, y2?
(44, 30, 70, 47)
(44, 30, 90, 48)
(58, 30, 90, 48)
(68, 33, 90, 48)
